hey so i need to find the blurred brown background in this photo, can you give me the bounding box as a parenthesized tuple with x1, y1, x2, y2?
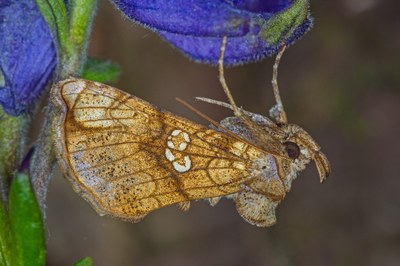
(46, 0, 400, 265)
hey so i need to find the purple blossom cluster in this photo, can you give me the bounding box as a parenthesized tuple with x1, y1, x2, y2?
(0, 0, 311, 116)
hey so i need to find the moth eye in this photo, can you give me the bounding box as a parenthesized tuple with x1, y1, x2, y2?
(284, 141, 300, 159)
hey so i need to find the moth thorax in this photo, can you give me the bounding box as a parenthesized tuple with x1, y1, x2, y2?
(217, 113, 275, 143)
(250, 154, 279, 178)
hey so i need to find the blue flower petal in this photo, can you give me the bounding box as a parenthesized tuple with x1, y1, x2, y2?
(0, 0, 57, 116)
(112, 0, 312, 65)
(229, 0, 290, 13)
(159, 18, 312, 65)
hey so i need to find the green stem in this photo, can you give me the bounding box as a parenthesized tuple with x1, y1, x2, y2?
(0, 110, 28, 203)
(30, 109, 56, 215)
(0, 201, 11, 266)
(60, 0, 98, 77)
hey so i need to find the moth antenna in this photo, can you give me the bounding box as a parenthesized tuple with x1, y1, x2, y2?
(176, 97, 238, 140)
(218, 37, 265, 130)
(270, 45, 288, 124)
(175, 97, 286, 159)
(218, 36, 245, 118)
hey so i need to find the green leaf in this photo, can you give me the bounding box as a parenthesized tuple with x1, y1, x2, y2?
(261, 0, 311, 44)
(73, 257, 93, 266)
(9, 172, 45, 266)
(69, 0, 97, 48)
(0, 202, 11, 266)
(81, 58, 120, 83)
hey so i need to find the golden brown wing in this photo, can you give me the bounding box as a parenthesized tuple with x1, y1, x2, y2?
(52, 78, 265, 221)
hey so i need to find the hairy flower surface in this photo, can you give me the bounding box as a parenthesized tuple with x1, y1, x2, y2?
(0, 0, 57, 116)
(113, 0, 312, 65)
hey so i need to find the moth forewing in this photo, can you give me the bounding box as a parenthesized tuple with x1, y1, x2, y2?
(51, 78, 269, 222)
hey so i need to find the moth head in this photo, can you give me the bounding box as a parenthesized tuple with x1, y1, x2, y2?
(281, 124, 330, 183)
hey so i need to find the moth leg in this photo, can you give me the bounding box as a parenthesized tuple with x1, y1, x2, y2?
(218, 37, 246, 119)
(130, 214, 147, 223)
(218, 36, 270, 135)
(196, 97, 266, 120)
(235, 187, 279, 227)
(178, 201, 191, 212)
(269, 45, 288, 125)
(208, 196, 222, 207)
(195, 97, 234, 111)
(247, 177, 286, 201)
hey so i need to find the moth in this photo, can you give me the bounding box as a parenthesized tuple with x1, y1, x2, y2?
(51, 37, 330, 227)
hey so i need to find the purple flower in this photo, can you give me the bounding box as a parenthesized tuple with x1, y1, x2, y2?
(0, 0, 57, 116)
(112, 0, 312, 65)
